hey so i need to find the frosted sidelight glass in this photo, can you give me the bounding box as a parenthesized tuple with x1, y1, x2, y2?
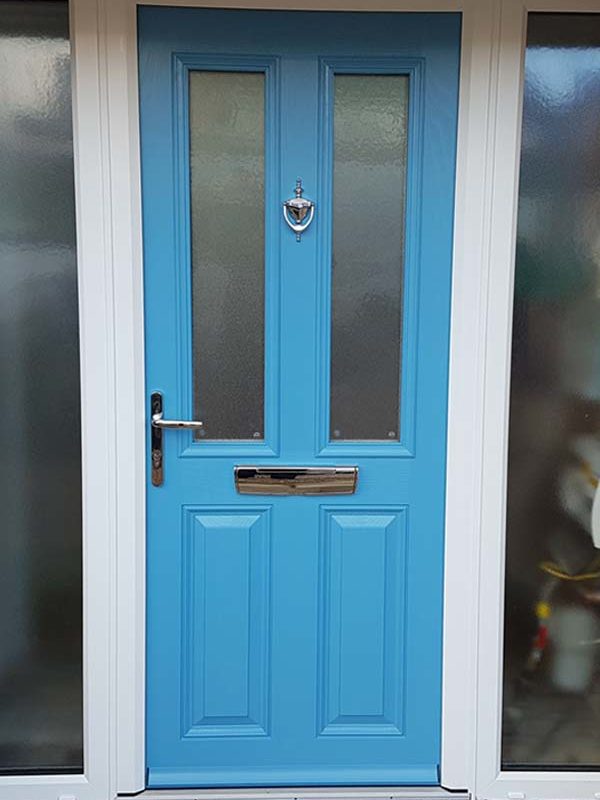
(190, 71, 265, 440)
(329, 75, 408, 442)
(502, 14, 600, 770)
(0, 1, 83, 773)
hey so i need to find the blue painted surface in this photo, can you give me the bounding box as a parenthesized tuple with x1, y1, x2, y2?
(140, 7, 460, 789)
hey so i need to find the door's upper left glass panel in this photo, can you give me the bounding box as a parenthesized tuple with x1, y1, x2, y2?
(190, 71, 265, 441)
(0, 0, 83, 774)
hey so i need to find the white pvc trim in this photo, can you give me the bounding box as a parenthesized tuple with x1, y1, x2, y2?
(441, 0, 498, 790)
(100, 0, 148, 790)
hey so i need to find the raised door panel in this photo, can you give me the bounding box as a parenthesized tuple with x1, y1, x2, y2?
(318, 508, 407, 737)
(181, 507, 272, 738)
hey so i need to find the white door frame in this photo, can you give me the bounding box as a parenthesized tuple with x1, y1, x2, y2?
(104, 0, 490, 793)
(4, 1, 599, 799)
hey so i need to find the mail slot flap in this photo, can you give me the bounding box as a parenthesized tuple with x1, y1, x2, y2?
(234, 466, 358, 496)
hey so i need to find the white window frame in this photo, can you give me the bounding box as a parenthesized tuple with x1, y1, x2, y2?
(475, 2, 600, 799)
(7, 1, 600, 799)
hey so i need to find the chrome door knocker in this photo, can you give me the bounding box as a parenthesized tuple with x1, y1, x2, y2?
(282, 178, 315, 242)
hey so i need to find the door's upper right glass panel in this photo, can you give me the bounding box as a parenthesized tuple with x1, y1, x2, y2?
(502, 13, 600, 770)
(329, 74, 409, 442)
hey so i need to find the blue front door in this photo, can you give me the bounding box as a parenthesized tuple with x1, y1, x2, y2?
(140, 8, 460, 789)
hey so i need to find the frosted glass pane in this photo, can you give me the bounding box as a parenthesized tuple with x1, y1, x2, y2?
(0, 1, 83, 774)
(502, 14, 600, 770)
(330, 75, 408, 442)
(190, 71, 265, 441)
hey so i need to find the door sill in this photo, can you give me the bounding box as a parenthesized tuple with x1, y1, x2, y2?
(127, 788, 470, 800)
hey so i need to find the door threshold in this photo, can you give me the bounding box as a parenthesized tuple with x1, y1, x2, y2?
(128, 787, 470, 800)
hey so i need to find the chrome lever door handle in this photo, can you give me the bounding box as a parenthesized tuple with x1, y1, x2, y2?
(150, 392, 203, 486)
(151, 415, 204, 431)
(150, 392, 203, 430)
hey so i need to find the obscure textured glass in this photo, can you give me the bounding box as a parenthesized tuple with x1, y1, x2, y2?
(330, 75, 408, 442)
(502, 14, 600, 770)
(190, 71, 265, 440)
(0, 1, 83, 773)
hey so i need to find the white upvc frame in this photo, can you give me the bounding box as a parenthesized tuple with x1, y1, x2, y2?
(475, 2, 600, 799)
(9, 1, 600, 799)
(103, 0, 493, 795)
